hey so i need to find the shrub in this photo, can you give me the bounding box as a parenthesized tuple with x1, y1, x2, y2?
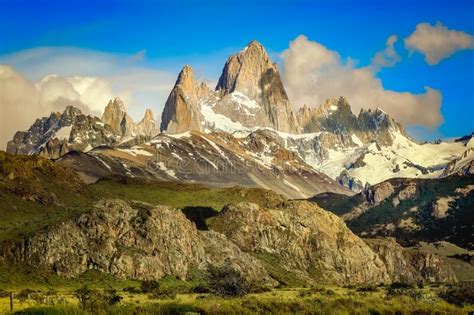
(74, 286, 122, 311)
(192, 283, 211, 294)
(140, 280, 160, 293)
(206, 263, 251, 297)
(439, 282, 474, 306)
(149, 287, 177, 300)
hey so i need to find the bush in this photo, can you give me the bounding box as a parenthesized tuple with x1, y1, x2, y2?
(149, 287, 177, 300)
(439, 282, 474, 306)
(74, 286, 122, 311)
(207, 263, 251, 297)
(386, 285, 423, 301)
(140, 280, 160, 293)
(192, 283, 211, 293)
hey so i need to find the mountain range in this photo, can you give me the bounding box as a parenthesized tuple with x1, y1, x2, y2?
(1, 40, 473, 291)
(6, 41, 473, 198)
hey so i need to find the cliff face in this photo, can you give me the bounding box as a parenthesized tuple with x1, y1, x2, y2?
(160, 65, 203, 133)
(215, 41, 299, 133)
(365, 237, 456, 283)
(102, 97, 136, 137)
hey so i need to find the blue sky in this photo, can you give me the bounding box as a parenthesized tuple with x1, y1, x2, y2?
(1, 0, 473, 141)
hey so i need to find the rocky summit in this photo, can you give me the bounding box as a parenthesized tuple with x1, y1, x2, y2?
(7, 106, 117, 159)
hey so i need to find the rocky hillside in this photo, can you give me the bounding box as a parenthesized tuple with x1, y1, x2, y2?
(310, 175, 474, 250)
(2, 198, 456, 286)
(56, 130, 350, 199)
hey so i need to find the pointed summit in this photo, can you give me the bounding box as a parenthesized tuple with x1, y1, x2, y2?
(216, 40, 273, 99)
(175, 65, 196, 90)
(102, 97, 135, 137)
(160, 65, 202, 133)
(136, 108, 159, 137)
(215, 40, 299, 133)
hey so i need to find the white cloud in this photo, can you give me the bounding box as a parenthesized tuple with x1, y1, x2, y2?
(0, 47, 183, 149)
(404, 22, 474, 65)
(0, 65, 112, 149)
(371, 35, 400, 70)
(281, 35, 443, 128)
(0, 47, 178, 119)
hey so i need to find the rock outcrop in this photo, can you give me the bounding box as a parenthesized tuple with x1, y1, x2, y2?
(365, 181, 395, 205)
(8, 199, 273, 285)
(2, 197, 458, 285)
(210, 201, 390, 285)
(160, 65, 203, 133)
(365, 237, 456, 284)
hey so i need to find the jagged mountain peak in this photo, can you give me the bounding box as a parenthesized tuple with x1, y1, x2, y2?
(142, 108, 154, 121)
(215, 40, 276, 98)
(102, 97, 137, 137)
(176, 64, 196, 88)
(62, 105, 82, 119)
(160, 65, 202, 134)
(105, 97, 126, 112)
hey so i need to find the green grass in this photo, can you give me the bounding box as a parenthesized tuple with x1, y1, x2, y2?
(3, 286, 472, 315)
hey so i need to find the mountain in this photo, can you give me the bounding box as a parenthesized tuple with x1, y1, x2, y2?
(161, 41, 299, 134)
(296, 97, 406, 145)
(102, 97, 159, 138)
(310, 175, 474, 250)
(102, 97, 136, 137)
(57, 129, 350, 199)
(136, 108, 160, 138)
(160, 65, 205, 133)
(6, 106, 117, 159)
(6, 40, 474, 196)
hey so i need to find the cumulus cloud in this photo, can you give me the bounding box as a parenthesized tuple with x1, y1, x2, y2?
(0, 47, 177, 118)
(0, 65, 116, 149)
(281, 35, 443, 128)
(404, 22, 474, 65)
(0, 47, 180, 149)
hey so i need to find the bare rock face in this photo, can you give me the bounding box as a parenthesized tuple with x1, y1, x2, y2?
(102, 97, 136, 137)
(136, 109, 159, 138)
(210, 201, 390, 285)
(365, 181, 395, 205)
(7, 106, 117, 159)
(214, 41, 299, 133)
(365, 238, 456, 284)
(160, 65, 203, 134)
